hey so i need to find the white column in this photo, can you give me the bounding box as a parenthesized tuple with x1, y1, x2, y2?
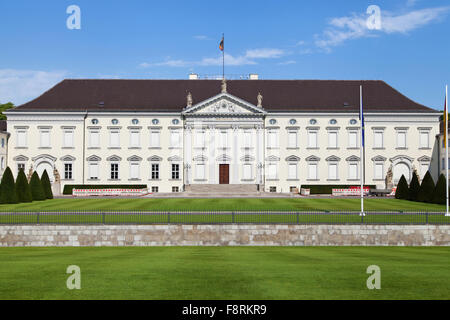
(184, 125, 192, 185)
(232, 125, 239, 184)
(209, 125, 216, 184)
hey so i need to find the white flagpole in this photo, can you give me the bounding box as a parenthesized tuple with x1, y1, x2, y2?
(446, 85, 449, 216)
(360, 85, 364, 216)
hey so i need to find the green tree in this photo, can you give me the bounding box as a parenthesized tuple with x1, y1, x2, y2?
(29, 171, 46, 201)
(15, 169, 32, 203)
(417, 171, 435, 203)
(408, 171, 421, 201)
(395, 175, 409, 200)
(0, 102, 14, 120)
(431, 174, 446, 205)
(40, 170, 53, 199)
(0, 167, 18, 204)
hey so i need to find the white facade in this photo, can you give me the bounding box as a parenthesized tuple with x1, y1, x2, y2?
(5, 91, 441, 193)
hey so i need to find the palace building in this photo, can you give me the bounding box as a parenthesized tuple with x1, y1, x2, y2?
(5, 76, 442, 193)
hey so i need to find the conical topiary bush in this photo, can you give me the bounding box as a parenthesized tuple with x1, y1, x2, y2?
(408, 171, 420, 202)
(0, 167, 18, 204)
(15, 169, 32, 203)
(29, 171, 46, 201)
(417, 171, 435, 203)
(431, 174, 446, 205)
(395, 175, 409, 200)
(40, 170, 53, 199)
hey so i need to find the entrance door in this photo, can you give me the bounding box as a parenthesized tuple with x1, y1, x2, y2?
(219, 164, 229, 184)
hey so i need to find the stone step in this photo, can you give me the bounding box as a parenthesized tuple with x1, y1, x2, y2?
(185, 184, 259, 193)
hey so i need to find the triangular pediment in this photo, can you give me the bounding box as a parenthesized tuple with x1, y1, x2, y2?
(182, 93, 265, 116)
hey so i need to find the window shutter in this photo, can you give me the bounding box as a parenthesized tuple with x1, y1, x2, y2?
(328, 132, 337, 148)
(349, 163, 357, 179)
(308, 132, 317, 148)
(308, 164, 317, 179)
(64, 131, 74, 147)
(130, 163, 139, 179)
(288, 132, 297, 148)
(150, 131, 160, 147)
(288, 163, 297, 179)
(375, 164, 383, 179)
(420, 132, 428, 148)
(243, 164, 252, 179)
(349, 132, 357, 148)
(130, 131, 140, 147)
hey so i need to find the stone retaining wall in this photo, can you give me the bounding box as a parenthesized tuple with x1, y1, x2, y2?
(1, 225, 449, 246)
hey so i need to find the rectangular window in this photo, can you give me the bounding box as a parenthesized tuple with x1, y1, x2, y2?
(328, 163, 338, 180)
(288, 163, 297, 179)
(110, 130, 120, 148)
(172, 164, 180, 180)
(196, 164, 205, 180)
(420, 163, 429, 178)
(267, 163, 277, 179)
(64, 163, 73, 180)
(244, 130, 252, 148)
(196, 131, 205, 148)
(1, 157, 4, 170)
(151, 164, 160, 180)
(374, 131, 384, 148)
(308, 163, 318, 180)
(374, 163, 384, 180)
(308, 131, 318, 148)
(420, 132, 429, 148)
(130, 163, 139, 180)
(63, 130, 74, 148)
(170, 131, 181, 148)
(17, 163, 25, 173)
(110, 163, 119, 180)
(89, 131, 100, 148)
(130, 131, 140, 148)
(349, 131, 358, 148)
(151, 186, 159, 193)
(219, 131, 228, 148)
(1, 138, 4, 148)
(288, 131, 297, 148)
(89, 163, 99, 180)
(328, 132, 337, 148)
(172, 186, 179, 193)
(397, 131, 406, 148)
(243, 164, 252, 179)
(150, 131, 160, 148)
(268, 131, 278, 148)
(269, 186, 277, 193)
(40, 130, 50, 148)
(349, 163, 358, 180)
(17, 130, 27, 148)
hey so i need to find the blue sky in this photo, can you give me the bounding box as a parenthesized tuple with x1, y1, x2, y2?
(0, 0, 449, 109)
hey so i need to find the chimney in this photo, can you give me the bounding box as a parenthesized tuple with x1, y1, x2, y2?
(249, 74, 259, 80)
(189, 73, 199, 80)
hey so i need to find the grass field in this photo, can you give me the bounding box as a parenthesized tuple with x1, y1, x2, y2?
(0, 247, 449, 300)
(0, 198, 446, 212)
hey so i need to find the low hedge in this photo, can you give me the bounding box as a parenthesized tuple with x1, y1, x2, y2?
(300, 184, 376, 195)
(63, 184, 148, 195)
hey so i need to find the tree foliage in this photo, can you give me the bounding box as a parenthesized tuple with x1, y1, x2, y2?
(0, 102, 14, 120)
(417, 171, 435, 203)
(395, 175, 409, 200)
(431, 174, 446, 205)
(0, 167, 18, 204)
(408, 171, 421, 201)
(15, 169, 32, 203)
(40, 170, 53, 199)
(29, 171, 46, 201)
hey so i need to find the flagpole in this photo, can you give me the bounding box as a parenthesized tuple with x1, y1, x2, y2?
(222, 33, 225, 80)
(360, 85, 365, 216)
(446, 84, 449, 216)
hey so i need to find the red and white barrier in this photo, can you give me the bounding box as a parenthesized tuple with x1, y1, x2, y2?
(332, 187, 370, 196)
(73, 188, 150, 197)
(300, 188, 310, 196)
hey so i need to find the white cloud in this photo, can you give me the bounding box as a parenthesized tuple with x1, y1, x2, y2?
(315, 6, 449, 51)
(140, 48, 285, 68)
(0, 69, 67, 105)
(278, 60, 296, 65)
(193, 35, 210, 40)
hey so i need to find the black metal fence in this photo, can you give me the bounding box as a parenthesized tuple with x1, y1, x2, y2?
(0, 211, 449, 225)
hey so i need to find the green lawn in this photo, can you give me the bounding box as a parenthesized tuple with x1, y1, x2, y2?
(0, 198, 446, 212)
(0, 247, 449, 300)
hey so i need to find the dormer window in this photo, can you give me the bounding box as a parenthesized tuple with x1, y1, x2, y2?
(152, 119, 160, 125)
(132, 119, 139, 125)
(91, 119, 99, 125)
(330, 119, 337, 125)
(172, 119, 180, 125)
(310, 119, 317, 125)
(289, 119, 297, 125)
(111, 119, 119, 125)
(350, 119, 357, 125)
(269, 119, 277, 125)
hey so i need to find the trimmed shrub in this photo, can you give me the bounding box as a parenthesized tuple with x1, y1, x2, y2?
(0, 167, 18, 204)
(29, 171, 46, 201)
(299, 185, 376, 195)
(63, 184, 148, 195)
(417, 171, 435, 203)
(40, 170, 53, 199)
(15, 169, 32, 203)
(431, 174, 446, 205)
(408, 171, 421, 201)
(395, 175, 409, 200)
